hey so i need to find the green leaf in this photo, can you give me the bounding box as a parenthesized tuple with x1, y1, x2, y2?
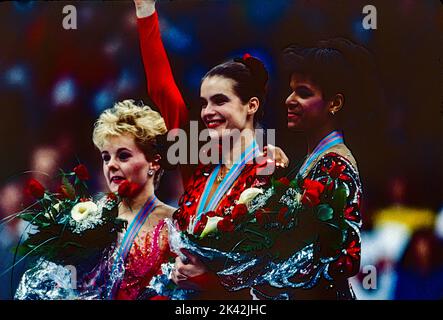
(316, 204, 334, 221)
(322, 222, 345, 251)
(331, 183, 348, 216)
(62, 176, 76, 199)
(289, 179, 299, 188)
(18, 212, 37, 222)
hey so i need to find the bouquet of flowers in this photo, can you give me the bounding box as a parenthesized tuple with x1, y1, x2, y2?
(166, 160, 353, 294)
(16, 164, 127, 267)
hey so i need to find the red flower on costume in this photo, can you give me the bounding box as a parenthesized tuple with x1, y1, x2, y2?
(231, 204, 248, 223)
(345, 240, 360, 260)
(301, 179, 325, 207)
(322, 160, 350, 181)
(118, 180, 141, 198)
(329, 240, 360, 277)
(25, 178, 45, 199)
(217, 217, 235, 233)
(73, 164, 90, 181)
(329, 255, 354, 276)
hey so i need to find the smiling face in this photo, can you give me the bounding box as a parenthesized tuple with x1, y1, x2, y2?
(200, 76, 254, 139)
(100, 134, 151, 194)
(285, 73, 330, 133)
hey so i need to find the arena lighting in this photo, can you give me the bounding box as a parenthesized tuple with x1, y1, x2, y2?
(13, 0, 35, 12)
(116, 69, 136, 94)
(52, 77, 76, 106)
(243, 0, 291, 25)
(3, 65, 28, 87)
(352, 17, 373, 44)
(93, 87, 115, 115)
(160, 18, 192, 52)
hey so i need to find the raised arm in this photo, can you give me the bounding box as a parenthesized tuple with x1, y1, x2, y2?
(134, 0, 189, 130)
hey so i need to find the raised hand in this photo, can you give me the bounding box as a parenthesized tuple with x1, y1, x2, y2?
(133, 0, 156, 18)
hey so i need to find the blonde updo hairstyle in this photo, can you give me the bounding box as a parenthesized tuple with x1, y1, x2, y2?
(92, 99, 167, 189)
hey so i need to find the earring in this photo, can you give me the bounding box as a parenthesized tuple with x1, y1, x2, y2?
(148, 170, 154, 176)
(331, 110, 336, 115)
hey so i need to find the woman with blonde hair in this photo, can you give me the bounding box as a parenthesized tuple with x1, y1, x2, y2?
(85, 99, 176, 300)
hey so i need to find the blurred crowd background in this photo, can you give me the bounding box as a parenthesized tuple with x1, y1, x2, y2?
(0, 0, 441, 299)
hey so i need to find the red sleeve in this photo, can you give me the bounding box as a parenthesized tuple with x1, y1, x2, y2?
(137, 12, 189, 131)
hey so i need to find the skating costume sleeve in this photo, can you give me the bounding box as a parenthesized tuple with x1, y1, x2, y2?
(137, 12, 189, 131)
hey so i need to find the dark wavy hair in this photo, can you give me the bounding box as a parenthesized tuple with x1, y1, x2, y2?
(202, 55, 269, 125)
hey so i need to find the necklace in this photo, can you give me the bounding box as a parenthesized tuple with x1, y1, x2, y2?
(216, 165, 231, 183)
(216, 170, 225, 183)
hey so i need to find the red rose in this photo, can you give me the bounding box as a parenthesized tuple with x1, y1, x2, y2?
(25, 178, 45, 199)
(206, 211, 217, 217)
(118, 180, 140, 198)
(193, 214, 208, 235)
(301, 179, 325, 207)
(255, 208, 271, 226)
(73, 164, 89, 181)
(301, 189, 322, 207)
(278, 177, 291, 187)
(303, 179, 325, 193)
(217, 217, 235, 233)
(173, 209, 189, 231)
(277, 207, 289, 225)
(231, 204, 248, 223)
(106, 192, 118, 202)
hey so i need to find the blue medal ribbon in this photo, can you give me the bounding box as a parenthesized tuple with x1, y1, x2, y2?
(298, 130, 344, 177)
(194, 140, 259, 227)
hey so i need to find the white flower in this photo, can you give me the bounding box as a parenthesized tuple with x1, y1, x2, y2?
(69, 201, 103, 234)
(200, 216, 224, 239)
(294, 192, 302, 204)
(44, 201, 63, 219)
(238, 188, 263, 207)
(71, 201, 98, 222)
(53, 202, 62, 212)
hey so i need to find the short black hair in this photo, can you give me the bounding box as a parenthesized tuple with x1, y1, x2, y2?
(283, 38, 377, 105)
